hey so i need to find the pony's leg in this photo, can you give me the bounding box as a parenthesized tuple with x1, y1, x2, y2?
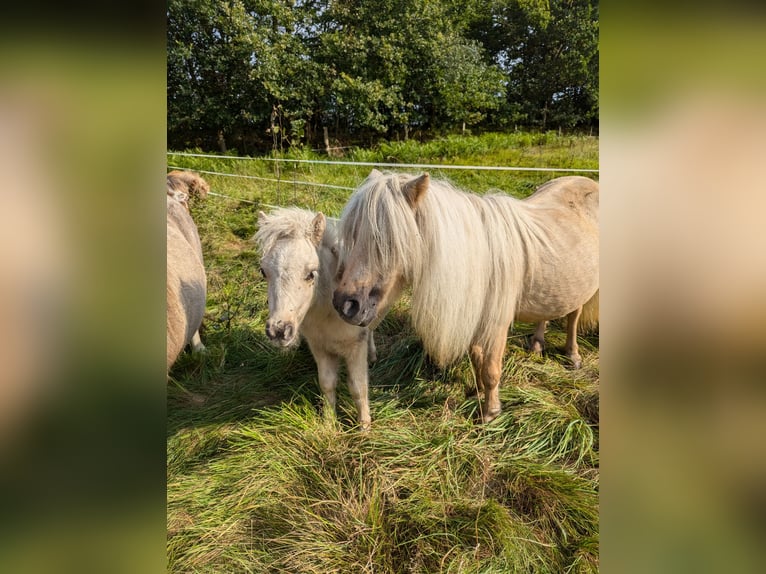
(530, 321, 546, 355)
(467, 345, 485, 397)
(190, 331, 206, 354)
(367, 330, 377, 364)
(345, 341, 371, 431)
(480, 328, 509, 423)
(565, 307, 583, 369)
(313, 349, 340, 420)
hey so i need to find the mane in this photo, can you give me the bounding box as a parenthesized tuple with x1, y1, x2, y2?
(340, 172, 556, 365)
(254, 207, 336, 254)
(167, 170, 210, 199)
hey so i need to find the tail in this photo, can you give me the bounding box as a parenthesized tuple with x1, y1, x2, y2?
(579, 290, 599, 334)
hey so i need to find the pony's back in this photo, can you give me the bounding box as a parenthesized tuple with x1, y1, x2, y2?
(526, 175, 599, 224)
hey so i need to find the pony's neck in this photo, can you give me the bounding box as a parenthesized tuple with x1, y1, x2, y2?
(313, 227, 339, 310)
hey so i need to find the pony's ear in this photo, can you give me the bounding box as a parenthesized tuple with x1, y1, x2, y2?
(310, 212, 326, 246)
(258, 210, 267, 224)
(369, 168, 383, 178)
(403, 173, 430, 208)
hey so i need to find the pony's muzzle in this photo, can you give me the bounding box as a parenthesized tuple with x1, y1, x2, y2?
(265, 319, 295, 345)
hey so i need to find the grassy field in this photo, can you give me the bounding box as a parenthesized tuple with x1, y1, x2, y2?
(167, 132, 600, 573)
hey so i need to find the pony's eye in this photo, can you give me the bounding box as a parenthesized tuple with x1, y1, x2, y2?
(306, 270, 318, 282)
(259, 266, 267, 279)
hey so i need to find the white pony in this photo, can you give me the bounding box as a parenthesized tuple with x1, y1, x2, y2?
(166, 174, 207, 370)
(255, 207, 375, 429)
(333, 170, 598, 422)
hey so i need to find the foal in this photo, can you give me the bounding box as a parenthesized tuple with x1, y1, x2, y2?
(255, 207, 375, 429)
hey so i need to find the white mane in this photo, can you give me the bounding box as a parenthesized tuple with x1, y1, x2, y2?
(254, 206, 337, 255)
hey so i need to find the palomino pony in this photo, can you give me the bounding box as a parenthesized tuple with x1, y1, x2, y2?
(333, 170, 598, 422)
(166, 173, 208, 370)
(255, 207, 376, 429)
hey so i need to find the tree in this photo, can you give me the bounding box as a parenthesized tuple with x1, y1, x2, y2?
(314, 0, 505, 138)
(466, 0, 599, 130)
(168, 0, 265, 151)
(167, 0, 598, 151)
(168, 0, 327, 151)
(432, 39, 506, 132)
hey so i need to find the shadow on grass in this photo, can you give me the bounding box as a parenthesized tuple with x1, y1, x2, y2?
(166, 316, 442, 437)
(167, 325, 320, 436)
(167, 311, 599, 438)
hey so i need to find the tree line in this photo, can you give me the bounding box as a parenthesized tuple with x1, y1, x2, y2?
(168, 0, 598, 153)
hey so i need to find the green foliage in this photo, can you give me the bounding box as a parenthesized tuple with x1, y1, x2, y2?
(167, 133, 599, 572)
(167, 0, 598, 151)
(432, 40, 506, 128)
(467, 0, 599, 130)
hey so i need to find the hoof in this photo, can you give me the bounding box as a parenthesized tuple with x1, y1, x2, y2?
(481, 408, 502, 424)
(568, 355, 582, 370)
(529, 338, 544, 355)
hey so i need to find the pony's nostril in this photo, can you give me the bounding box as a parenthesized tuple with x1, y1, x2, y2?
(283, 323, 294, 340)
(342, 299, 360, 318)
(266, 319, 284, 340)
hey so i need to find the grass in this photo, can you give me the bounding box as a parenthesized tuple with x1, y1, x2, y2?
(167, 130, 599, 216)
(167, 131, 599, 573)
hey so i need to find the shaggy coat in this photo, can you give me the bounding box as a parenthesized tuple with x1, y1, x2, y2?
(334, 171, 598, 421)
(167, 170, 210, 207)
(255, 207, 374, 429)
(166, 194, 207, 370)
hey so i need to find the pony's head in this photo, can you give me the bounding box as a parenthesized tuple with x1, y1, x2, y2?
(167, 170, 210, 198)
(255, 208, 326, 347)
(333, 170, 430, 327)
(167, 170, 210, 211)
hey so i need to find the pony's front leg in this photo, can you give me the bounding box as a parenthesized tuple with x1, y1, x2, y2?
(344, 341, 371, 431)
(565, 307, 583, 369)
(480, 329, 509, 423)
(312, 349, 340, 421)
(190, 330, 206, 354)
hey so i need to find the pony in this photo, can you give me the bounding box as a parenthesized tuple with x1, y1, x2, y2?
(333, 170, 598, 422)
(255, 207, 376, 430)
(166, 175, 207, 370)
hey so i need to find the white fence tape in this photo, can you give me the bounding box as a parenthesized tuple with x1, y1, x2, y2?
(167, 152, 599, 174)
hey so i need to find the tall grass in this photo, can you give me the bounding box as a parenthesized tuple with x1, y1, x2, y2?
(168, 132, 599, 572)
(168, 131, 598, 215)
